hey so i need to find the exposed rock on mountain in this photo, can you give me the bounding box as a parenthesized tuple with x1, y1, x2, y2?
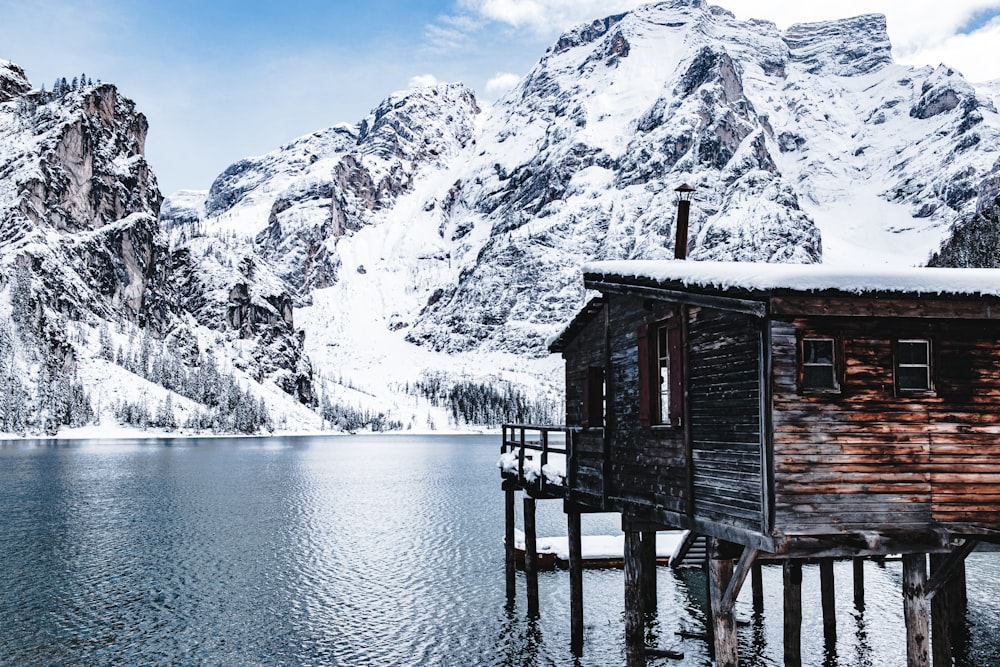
(0, 60, 31, 102)
(0, 65, 315, 434)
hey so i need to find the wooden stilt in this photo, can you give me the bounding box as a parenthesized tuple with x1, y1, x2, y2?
(708, 540, 738, 667)
(523, 496, 539, 617)
(930, 554, 952, 667)
(704, 549, 714, 658)
(903, 553, 930, 667)
(951, 557, 967, 629)
(951, 556, 968, 658)
(751, 560, 764, 614)
(504, 482, 516, 603)
(853, 557, 865, 609)
(783, 559, 803, 667)
(640, 530, 657, 615)
(820, 559, 837, 645)
(624, 529, 645, 667)
(567, 508, 584, 655)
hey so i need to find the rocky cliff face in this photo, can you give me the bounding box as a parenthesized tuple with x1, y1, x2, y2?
(0, 75, 167, 329)
(0, 63, 315, 435)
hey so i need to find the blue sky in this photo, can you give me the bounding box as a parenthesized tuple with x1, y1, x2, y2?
(1, 0, 998, 195)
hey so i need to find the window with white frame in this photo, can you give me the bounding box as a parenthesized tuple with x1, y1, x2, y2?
(801, 337, 838, 391)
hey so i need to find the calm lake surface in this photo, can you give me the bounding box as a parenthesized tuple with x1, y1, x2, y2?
(1, 434, 999, 666)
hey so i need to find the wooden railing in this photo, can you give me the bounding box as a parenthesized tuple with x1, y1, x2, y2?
(500, 424, 571, 498)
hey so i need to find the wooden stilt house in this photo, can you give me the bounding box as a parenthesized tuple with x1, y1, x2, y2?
(545, 259, 1000, 666)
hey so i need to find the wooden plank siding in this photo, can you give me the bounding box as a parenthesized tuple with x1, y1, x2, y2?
(770, 316, 1000, 537)
(606, 296, 688, 516)
(687, 306, 765, 532)
(560, 305, 608, 509)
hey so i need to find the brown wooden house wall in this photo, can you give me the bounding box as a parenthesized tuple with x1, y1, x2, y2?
(771, 314, 1000, 538)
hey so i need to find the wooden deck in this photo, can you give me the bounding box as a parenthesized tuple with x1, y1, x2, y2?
(499, 424, 570, 499)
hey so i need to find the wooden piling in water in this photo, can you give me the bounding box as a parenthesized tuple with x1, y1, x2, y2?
(504, 482, 516, 603)
(903, 553, 930, 667)
(708, 540, 738, 667)
(523, 497, 539, 617)
(624, 529, 644, 667)
(820, 559, 837, 645)
(640, 530, 657, 614)
(930, 554, 952, 667)
(853, 557, 865, 609)
(784, 559, 803, 667)
(567, 507, 583, 654)
(751, 560, 764, 614)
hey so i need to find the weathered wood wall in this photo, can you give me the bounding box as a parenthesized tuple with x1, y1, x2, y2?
(771, 314, 1000, 537)
(687, 306, 765, 533)
(607, 296, 688, 516)
(561, 307, 607, 507)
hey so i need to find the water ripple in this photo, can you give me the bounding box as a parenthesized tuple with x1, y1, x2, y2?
(1, 436, 999, 666)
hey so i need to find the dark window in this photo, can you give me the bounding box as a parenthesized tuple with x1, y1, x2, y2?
(897, 339, 932, 391)
(582, 366, 605, 428)
(801, 338, 838, 391)
(638, 317, 682, 427)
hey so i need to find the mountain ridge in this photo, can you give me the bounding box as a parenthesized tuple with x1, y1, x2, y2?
(3, 2, 1000, 435)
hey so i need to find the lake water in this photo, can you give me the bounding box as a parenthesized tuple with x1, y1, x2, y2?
(1, 434, 998, 666)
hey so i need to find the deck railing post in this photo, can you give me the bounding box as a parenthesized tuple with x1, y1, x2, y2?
(517, 427, 526, 483)
(540, 429, 549, 495)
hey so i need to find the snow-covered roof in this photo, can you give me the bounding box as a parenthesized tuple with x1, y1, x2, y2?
(583, 260, 1000, 297)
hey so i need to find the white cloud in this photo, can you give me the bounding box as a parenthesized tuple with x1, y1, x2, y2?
(897, 16, 1000, 82)
(484, 71, 522, 97)
(456, 0, 647, 35)
(409, 73, 442, 88)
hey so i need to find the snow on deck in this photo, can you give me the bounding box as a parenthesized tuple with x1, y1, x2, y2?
(512, 528, 687, 563)
(498, 450, 567, 486)
(584, 260, 1000, 297)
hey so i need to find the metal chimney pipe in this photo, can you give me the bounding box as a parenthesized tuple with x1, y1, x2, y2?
(673, 183, 694, 260)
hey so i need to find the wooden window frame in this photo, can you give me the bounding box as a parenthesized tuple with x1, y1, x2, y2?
(638, 316, 682, 428)
(799, 336, 841, 394)
(895, 338, 934, 395)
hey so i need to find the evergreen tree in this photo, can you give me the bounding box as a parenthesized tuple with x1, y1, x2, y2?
(98, 323, 114, 360)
